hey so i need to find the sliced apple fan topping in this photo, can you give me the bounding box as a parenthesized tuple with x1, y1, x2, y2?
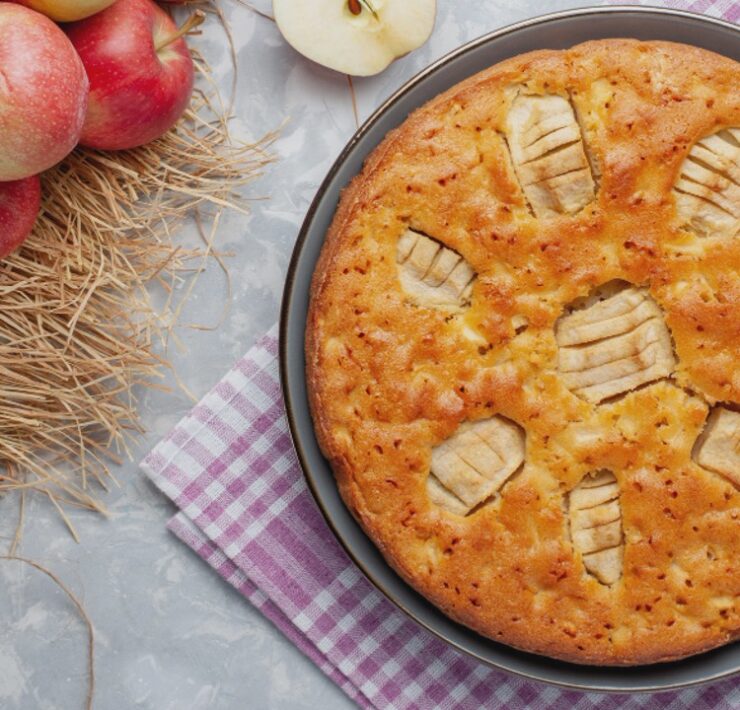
(674, 128, 740, 238)
(693, 407, 740, 488)
(556, 284, 676, 403)
(426, 417, 525, 515)
(568, 470, 624, 585)
(396, 229, 475, 311)
(504, 91, 596, 217)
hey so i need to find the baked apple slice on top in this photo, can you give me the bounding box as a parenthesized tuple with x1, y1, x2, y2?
(427, 416, 525, 515)
(568, 470, 624, 585)
(556, 284, 676, 403)
(504, 91, 596, 217)
(396, 229, 475, 312)
(693, 407, 740, 488)
(674, 128, 740, 239)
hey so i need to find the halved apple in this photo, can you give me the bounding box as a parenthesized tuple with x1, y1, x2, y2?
(273, 0, 436, 77)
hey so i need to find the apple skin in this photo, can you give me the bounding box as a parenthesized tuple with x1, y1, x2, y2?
(0, 175, 41, 259)
(66, 0, 195, 151)
(0, 3, 89, 181)
(10, 0, 116, 22)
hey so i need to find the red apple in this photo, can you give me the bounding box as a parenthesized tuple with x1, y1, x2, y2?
(66, 0, 198, 151)
(0, 3, 88, 181)
(0, 175, 41, 258)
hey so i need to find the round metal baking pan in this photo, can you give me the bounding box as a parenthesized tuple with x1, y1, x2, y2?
(279, 6, 740, 692)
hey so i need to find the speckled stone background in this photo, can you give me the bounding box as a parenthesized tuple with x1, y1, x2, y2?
(2, 1, 717, 708)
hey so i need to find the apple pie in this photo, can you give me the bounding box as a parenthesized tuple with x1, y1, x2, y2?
(305, 39, 740, 665)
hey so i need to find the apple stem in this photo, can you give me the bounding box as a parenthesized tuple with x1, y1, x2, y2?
(155, 10, 206, 52)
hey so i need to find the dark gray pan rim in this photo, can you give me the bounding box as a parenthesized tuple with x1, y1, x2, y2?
(279, 5, 740, 692)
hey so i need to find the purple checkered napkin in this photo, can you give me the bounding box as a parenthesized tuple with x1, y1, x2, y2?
(141, 327, 738, 710)
(644, 0, 739, 21)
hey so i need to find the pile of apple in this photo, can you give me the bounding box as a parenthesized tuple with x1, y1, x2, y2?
(0, 0, 198, 258)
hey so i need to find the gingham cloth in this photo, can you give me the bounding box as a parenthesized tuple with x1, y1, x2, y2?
(640, 0, 740, 22)
(643, 0, 739, 20)
(141, 327, 739, 709)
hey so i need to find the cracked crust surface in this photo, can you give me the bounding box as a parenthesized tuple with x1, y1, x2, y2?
(305, 40, 740, 665)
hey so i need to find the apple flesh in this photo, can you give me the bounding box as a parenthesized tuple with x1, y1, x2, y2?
(10, 0, 116, 22)
(66, 0, 197, 151)
(273, 0, 437, 77)
(0, 175, 41, 259)
(0, 3, 88, 181)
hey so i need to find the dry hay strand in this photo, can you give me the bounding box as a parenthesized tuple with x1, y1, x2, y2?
(0, 23, 274, 533)
(1, 555, 96, 710)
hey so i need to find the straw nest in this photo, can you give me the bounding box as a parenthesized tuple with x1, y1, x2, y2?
(0, 3, 273, 537)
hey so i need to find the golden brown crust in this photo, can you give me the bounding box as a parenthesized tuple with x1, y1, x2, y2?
(305, 40, 740, 665)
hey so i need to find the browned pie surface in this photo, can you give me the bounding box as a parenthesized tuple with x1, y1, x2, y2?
(305, 40, 740, 665)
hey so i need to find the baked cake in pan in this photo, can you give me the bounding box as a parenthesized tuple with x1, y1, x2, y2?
(305, 39, 739, 665)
